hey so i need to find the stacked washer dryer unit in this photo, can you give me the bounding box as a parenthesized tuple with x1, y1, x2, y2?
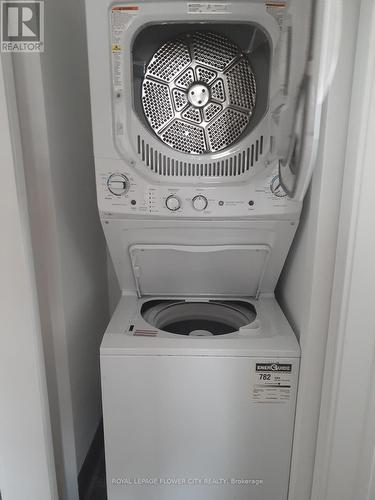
(85, 1, 340, 499)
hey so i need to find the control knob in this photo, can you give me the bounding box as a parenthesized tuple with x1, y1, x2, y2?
(270, 175, 287, 198)
(166, 195, 181, 211)
(107, 173, 129, 196)
(192, 195, 208, 211)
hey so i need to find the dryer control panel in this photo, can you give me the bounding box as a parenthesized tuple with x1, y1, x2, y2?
(96, 158, 301, 219)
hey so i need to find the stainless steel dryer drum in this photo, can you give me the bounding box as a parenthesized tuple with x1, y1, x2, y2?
(141, 31, 257, 154)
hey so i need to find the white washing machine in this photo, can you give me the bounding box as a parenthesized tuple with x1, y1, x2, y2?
(98, 217, 301, 499)
(101, 240, 300, 500)
(85, 0, 340, 498)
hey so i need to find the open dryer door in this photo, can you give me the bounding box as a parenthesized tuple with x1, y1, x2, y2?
(278, 0, 343, 201)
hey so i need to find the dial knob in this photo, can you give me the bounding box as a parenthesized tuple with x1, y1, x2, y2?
(270, 175, 287, 198)
(165, 195, 181, 211)
(192, 195, 208, 211)
(107, 174, 129, 196)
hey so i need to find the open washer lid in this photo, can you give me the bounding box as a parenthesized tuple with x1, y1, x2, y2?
(129, 244, 270, 298)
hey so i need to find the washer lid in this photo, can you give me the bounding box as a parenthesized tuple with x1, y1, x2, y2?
(129, 244, 270, 298)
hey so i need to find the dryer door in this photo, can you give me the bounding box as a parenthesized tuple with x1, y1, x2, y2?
(279, 0, 342, 200)
(129, 244, 270, 298)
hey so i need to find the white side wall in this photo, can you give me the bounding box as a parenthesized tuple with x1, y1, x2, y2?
(11, 0, 109, 498)
(0, 57, 58, 500)
(276, 1, 360, 500)
(311, 1, 375, 498)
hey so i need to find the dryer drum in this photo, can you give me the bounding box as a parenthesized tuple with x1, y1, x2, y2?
(141, 300, 257, 336)
(141, 31, 257, 154)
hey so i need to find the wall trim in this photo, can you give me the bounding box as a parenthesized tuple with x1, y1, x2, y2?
(0, 54, 58, 500)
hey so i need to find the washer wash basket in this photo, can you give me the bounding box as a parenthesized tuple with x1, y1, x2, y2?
(141, 300, 257, 336)
(141, 31, 257, 154)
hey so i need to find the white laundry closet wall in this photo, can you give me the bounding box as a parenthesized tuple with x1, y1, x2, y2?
(11, 0, 109, 498)
(276, 2, 360, 499)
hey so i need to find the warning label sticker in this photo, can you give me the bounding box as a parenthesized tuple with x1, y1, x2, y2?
(187, 3, 232, 14)
(110, 6, 138, 90)
(252, 362, 293, 403)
